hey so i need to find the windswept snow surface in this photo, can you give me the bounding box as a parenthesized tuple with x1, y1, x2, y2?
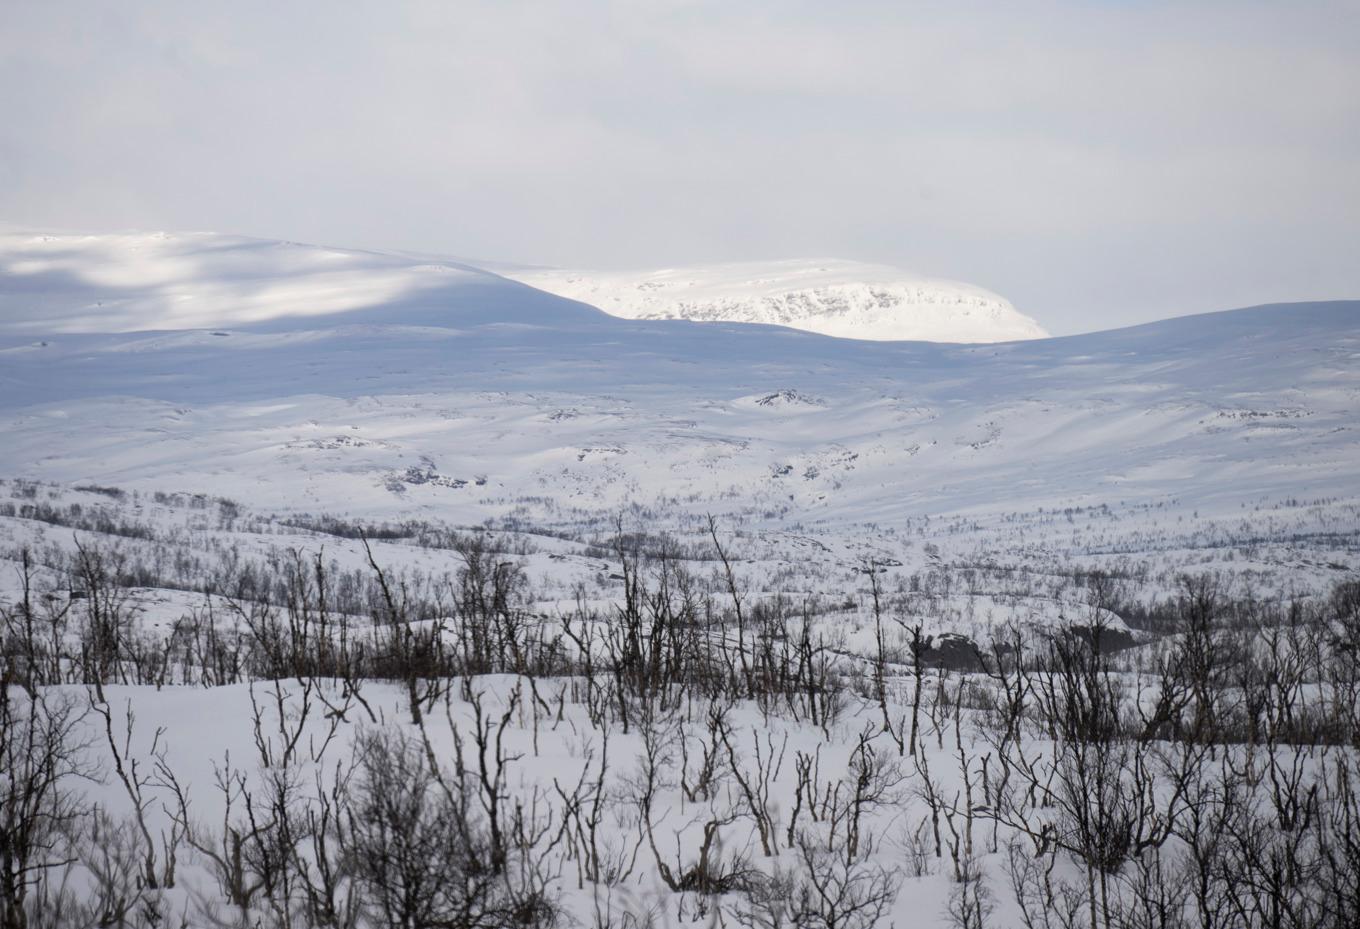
(503, 259, 1047, 343)
(0, 229, 578, 334)
(0, 230, 1357, 584)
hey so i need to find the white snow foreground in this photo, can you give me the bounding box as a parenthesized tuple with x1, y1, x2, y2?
(3, 576, 1359, 928)
(503, 259, 1048, 343)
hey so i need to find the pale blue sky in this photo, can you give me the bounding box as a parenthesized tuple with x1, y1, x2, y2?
(2, 0, 1357, 333)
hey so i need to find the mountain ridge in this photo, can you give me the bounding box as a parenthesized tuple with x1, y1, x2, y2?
(501, 259, 1047, 343)
(1, 231, 1045, 344)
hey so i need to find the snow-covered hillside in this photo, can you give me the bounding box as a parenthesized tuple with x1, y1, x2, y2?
(502, 259, 1047, 343)
(0, 229, 582, 334)
(1, 229, 1357, 587)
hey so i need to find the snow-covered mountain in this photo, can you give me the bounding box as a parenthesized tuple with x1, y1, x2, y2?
(2, 230, 1358, 587)
(0, 233, 1042, 344)
(502, 259, 1047, 343)
(0, 229, 580, 334)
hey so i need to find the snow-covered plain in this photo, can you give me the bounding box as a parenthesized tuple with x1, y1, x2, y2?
(503, 259, 1047, 343)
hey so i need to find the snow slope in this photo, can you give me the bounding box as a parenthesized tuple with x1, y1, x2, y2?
(0, 229, 589, 334)
(502, 259, 1047, 343)
(1, 230, 1357, 580)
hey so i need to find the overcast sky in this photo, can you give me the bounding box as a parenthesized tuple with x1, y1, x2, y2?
(2, 1, 1357, 334)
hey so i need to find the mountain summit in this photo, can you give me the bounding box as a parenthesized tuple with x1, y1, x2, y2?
(502, 259, 1047, 343)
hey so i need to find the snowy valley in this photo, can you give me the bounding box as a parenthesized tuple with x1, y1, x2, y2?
(2, 229, 1360, 929)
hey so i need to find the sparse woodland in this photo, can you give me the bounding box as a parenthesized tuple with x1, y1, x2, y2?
(2, 500, 1360, 929)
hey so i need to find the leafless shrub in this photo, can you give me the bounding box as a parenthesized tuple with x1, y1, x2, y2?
(0, 688, 92, 929)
